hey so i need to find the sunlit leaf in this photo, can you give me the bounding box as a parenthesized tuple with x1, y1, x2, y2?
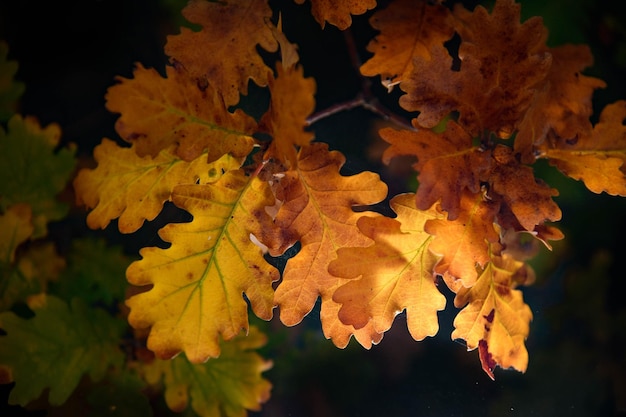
(452, 253, 533, 379)
(330, 193, 445, 341)
(265, 143, 388, 348)
(74, 138, 242, 233)
(360, 0, 454, 91)
(126, 171, 279, 363)
(164, 0, 278, 106)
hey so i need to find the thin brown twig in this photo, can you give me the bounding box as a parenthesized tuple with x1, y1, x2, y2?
(305, 28, 415, 131)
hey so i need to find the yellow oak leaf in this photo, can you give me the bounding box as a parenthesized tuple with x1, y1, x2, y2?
(541, 100, 626, 196)
(260, 62, 316, 169)
(515, 45, 606, 163)
(360, 0, 454, 91)
(265, 143, 387, 348)
(164, 0, 278, 106)
(329, 193, 446, 341)
(74, 139, 242, 233)
(400, 0, 551, 138)
(295, 0, 377, 30)
(488, 145, 561, 231)
(141, 326, 272, 417)
(106, 63, 256, 162)
(425, 190, 501, 290)
(452, 252, 533, 379)
(380, 120, 490, 220)
(125, 170, 279, 363)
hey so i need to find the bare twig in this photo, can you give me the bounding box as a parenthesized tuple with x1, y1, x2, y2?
(305, 28, 415, 131)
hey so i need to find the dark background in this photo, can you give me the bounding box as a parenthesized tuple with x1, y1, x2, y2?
(1, 0, 625, 416)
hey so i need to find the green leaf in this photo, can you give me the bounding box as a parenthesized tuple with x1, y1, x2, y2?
(1, 241, 65, 312)
(0, 115, 76, 238)
(50, 238, 133, 307)
(43, 369, 153, 417)
(141, 326, 272, 417)
(0, 41, 25, 122)
(0, 295, 125, 406)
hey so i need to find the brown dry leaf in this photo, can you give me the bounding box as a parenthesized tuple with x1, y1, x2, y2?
(400, 0, 551, 138)
(106, 63, 256, 162)
(425, 190, 501, 290)
(295, 0, 377, 30)
(380, 120, 490, 220)
(265, 143, 387, 348)
(515, 45, 607, 163)
(452, 252, 533, 379)
(488, 145, 561, 231)
(165, 0, 278, 106)
(360, 0, 454, 91)
(329, 194, 445, 341)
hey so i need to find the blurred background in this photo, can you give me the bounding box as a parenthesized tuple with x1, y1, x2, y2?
(1, 0, 625, 415)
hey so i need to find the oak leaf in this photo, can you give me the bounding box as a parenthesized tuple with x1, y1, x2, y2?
(105, 63, 256, 162)
(488, 145, 561, 231)
(452, 253, 533, 379)
(0, 242, 65, 312)
(380, 120, 489, 219)
(400, 0, 551, 137)
(295, 0, 377, 30)
(260, 62, 316, 169)
(141, 326, 272, 417)
(515, 45, 606, 163)
(360, 0, 454, 91)
(164, 0, 278, 106)
(0, 295, 125, 406)
(541, 100, 626, 196)
(329, 193, 445, 341)
(0, 115, 76, 238)
(266, 143, 387, 348)
(74, 138, 242, 233)
(52, 238, 132, 307)
(424, 190, 500, 290)
(125, 171, 279, 363)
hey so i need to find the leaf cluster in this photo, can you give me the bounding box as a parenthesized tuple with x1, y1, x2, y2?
(0, 40, 272, 417)
(71, 0, 626, 390)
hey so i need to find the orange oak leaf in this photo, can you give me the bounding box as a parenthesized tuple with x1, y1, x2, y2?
(265, 143, 387, 348)
(74, 139, 242, 233)
(164, 0, 278, 106)
(541, 100, 626, 196)
(269, 14, 300, 70)
(424, 190, 500, 290)
(380, 120, 490, 220)
(295, 0, 377, 30)
(106, 63, 256, 162)
(125, 171, 279, 363)
(360, 0, 454, 91)
(488, 145, 561, 231)
(400, 0, 551, 138)
(260, 62, 316, 169)
(329, 193, 446, 341)
(515, 45, 607, 163)
(452, 252, 533, 379)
